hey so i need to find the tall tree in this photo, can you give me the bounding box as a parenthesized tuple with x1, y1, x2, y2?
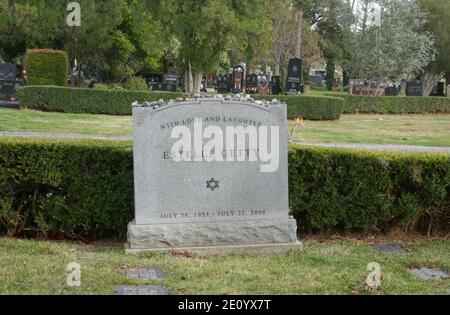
(418, 0, 450, 95)
(63, 0, 123, 84)
(160, 0, 272, 94)
(162, 0, 238, 93)
(101, 0, 167, 82)
(0, 0, 62, 62)
(269, 0, 323, 88)
(315, 0, 345, 90)
(228, 0, 272, 72)
(348, 0, 435, 95)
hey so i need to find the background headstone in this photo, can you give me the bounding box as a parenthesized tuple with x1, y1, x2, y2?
(232, 66, 244, 93)
(0, 63, 17, 79)
(116, 285, 169, 295)
(148, 82, 177, 92)
(257, 75, 269, 95)
(246, 74, 258, 94)
(406, 81, 423, 96)
(217, 74, 230, 93)
(270, 75, 281, 95)
(123, 267, 166, 280)
(437, 82, 444, 96)
(384, 86, 399, 96)
(163, 73, 178, 91)
(0, 63, 21, 107)
(285, 58, 302, 95)
(408, 267, 448, 281)
(372, 244, 407, 254)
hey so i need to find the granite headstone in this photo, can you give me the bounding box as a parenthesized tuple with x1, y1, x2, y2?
(126, 97, 302, 255)
(217, 74, 231, 93)
(406, 81, 423, 96)
(246, 74, 258, 94)
(270, 76, 281, 95)
(232, 66, 244, 93)
(285, 58, 302, 95)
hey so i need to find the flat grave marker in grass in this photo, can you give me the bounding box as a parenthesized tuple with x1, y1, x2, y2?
(372, 244, 408, 254)
(116, 285, 169, 295)
(122, 267, 166, 280)
(407, 267, 449, 281)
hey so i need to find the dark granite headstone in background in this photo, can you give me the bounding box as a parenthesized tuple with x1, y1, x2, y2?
(0, 63, 17, 79)
(437, 82, 445, 96)
(246, 74, 258, 94)
(217, 74, 231, 93)
(270, 76, 281, 95)
(406, 81, 423, 96)
(285, 58, 302, 95)
(384, 86, 399, 96)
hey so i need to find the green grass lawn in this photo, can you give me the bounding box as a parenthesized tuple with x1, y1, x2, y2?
(0, 108, 132, 136)
(0, 237, 448, 294)
(290, 114, 450, 147)
(1, 108, 450, 147)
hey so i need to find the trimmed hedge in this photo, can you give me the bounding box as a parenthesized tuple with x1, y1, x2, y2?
(0, 138, 134, 238)
(1, 138, 448, 239)
(18, 86, 342, 119)
(16, 85, 450, 117)
(324, 93, 450, 114)
(24, 49, 68, 86)
(18, 86, 182, 115)
(289, 145, 450, 234)
(254, 95, 344, 120)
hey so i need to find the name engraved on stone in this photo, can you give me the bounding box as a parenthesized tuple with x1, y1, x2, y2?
(126, 98, 302, 254)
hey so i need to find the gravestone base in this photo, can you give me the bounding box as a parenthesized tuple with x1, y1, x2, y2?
(125, 218, 302, 256)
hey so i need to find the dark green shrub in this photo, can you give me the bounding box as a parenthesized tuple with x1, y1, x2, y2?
(289, 145, 450, 234)
(324, 93, 450, 114)
(126, 76, 148, 91)
(1, 138, 448, 239)
(93, 83, 109, 90)
(0, 138, 133, 238)
(254, 95, 343, 120)
(17, 86, 182, 115)
(24, 49, 68, 86)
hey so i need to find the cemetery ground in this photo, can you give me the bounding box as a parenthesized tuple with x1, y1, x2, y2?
(1, 100, 449, 295)
(0, 236, 448, 295)
(1, 107, 450, 147)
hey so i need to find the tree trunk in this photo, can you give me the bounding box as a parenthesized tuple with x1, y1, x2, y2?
(185, 61, 194, 94)
(445, 72, 450, 97)
(280, 62, 288, 93)
(184, 71, 189, 93)
(294, 10, 303, 58)
(76, 64, 82, 87)
(326, 61, 335, 91)
(70, 73, 76, 87)
(193, 71, 203, 94)
(374, 80, 385, 96)
(422, 72, 443, 96)
(70, 61, 76, 87)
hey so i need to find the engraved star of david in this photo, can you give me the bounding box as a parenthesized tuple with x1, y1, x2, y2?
(206, 178, 219, 191)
